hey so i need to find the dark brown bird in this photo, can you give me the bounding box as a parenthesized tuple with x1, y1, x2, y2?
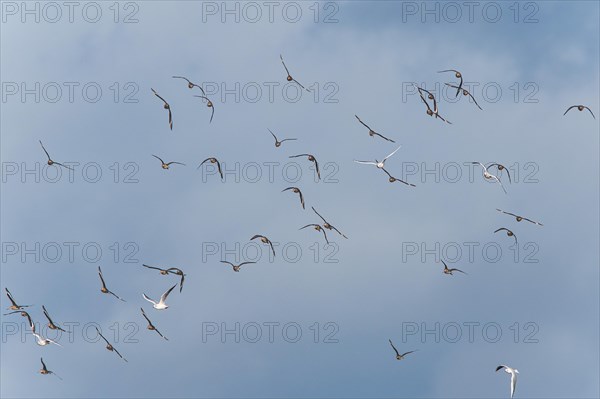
(142, 265, 186, 293)
(300, 224, 329, 244)
(389, 339, 417, 360)
(5, 288, 31, 310)
(289, 154, 320, 180)
(220, 261, 257, 272)
(311, 207, 347, 239)
(268, 129, 297, 148)
(280, 54, 310, 92)
(172, 76, 206, 95)
(250, 235, 276, 257)
(198, 157, 223, 179)
(444, 83, 482, 110)
(496, 209, 543, 226)
(140, 307, 168, 340)
(438, 69, 463, 97)
(39, 141, 72, 170)
(564, 105, 595, 119)
(382, 168, 416, 187)
(417, 86, 451, 124)
(97, 266, 125, 302)
(442, 260, 467, 275)
(282, 187, 305, 209)
(151, 88, 173, 130)
(354, 115, 396, 142)
(193, 95, 215, 123)
(152, 155, 185, 170)
(486, 163, 511, 183)
(494, 227, 518, 244)
(95, 327, 127, 362)
(42, 305, 67, 332)
(39, 357, 62, 380)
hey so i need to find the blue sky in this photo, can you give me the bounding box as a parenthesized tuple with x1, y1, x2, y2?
(1, 1, 599, 398)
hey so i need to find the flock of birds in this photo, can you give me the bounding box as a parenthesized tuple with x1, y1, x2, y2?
(6, 55, 597, 399)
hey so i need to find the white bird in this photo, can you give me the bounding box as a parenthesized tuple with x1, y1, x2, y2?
(27, 313, 62, 347)
(354, 146, 402, 169)
(496, 365, 519, 398)
(472, 162, 507, 194)
(142, 284, 177, 310)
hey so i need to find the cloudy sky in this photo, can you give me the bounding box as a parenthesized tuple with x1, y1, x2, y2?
(1, 1, 599, 398)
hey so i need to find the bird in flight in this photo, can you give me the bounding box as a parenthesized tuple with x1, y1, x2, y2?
(5, 288, 31, 311)
(220, 261, 257, 272)
(354, 146, 402, 170)
(496, 365, 519, 399)
(143, 284, 177, 310)
(282, 187, 305, 209)
(441, 260, 467, 275)
(151, 88, 173, 130)
(39, 141, 72, 170)
(311, 207, 347, 239)
(417, 86, 452, 124)
(198, 157, 223, 180)
(382, 168, 416, 187)
(486, 163, 511, 183)
(172, 76, 206, 95)
(289, 154, 320, 180)
(388, 339, 416, 360)
(29, 314, 63, 347)
(444, 83, 482, 110)
(95, 327, 127, 362)
(300, 224, 330, 244)
(98, 266, 125, 302)
(152, 155, 185, 170)
(496, 209, 543, 226)
(142, 265, 186, 292)
(471, 162, 507, 194)
(193, 95, 215, 123)
(564, 105, 595, 119)
(42, 305, 67, 333)
(140, 307, 168, 340)
(354, 115, 396, 142)
(280, 54, 310, 92)
(268, 129, 297, 148)
(250, 234, 276, 257)
(494, 228, 518, 244)
(438, 69, 463, 96)
(39, 358, 62, 380)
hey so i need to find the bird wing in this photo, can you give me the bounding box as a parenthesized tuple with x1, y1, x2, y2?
(142, 293, 157, 305)
(383, 146, 402, 162)
(388, 339, 400, 356)
(160, 284, 177, 303)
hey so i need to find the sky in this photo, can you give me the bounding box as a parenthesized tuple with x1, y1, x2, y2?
(1, 1, 599, 398)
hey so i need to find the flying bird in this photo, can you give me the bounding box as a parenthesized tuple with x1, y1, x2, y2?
(268, 129, 297, 147)
(97, 266, 125, 302)
(39, 141, 72, 170)
(140, 307, 168, 340)
(441, 260, 467, 275)
(198, 157, 223, 179)
(282, 187, 305, 209)
(42, 305, 67, 333)
(152, 155, 185, 170)
(250, 235, 276, 257)
(193, 95, 215, 123)
(471, 162, 507, 194)
(494, 228, 518, 244)
(29, 315, 62, 347)
(496, 209, 543, 226)
(417, 86, 452, 124)
(95, 327, 127, 362)
(172, 76, 206, 95)
(289, 154, 320, 180)
(39, 358, 62, 380)
(300, 224, 329, 244)
(388, 339, 416, 360)
(311, 207, 347, 239)
(382, 168, 416, 187)
(142, 265, 186, 292)
(438, 69, 463, 96)
(496, 365, 519, 399)
(354, 146, 402, 169)
(280, 54, 310, 92)
(564, 105, 595, 119)
(143, 284, 177, 310)
(220, 261, 257, 272)
(151, 88, 173, 130)
(486, 163, 511, 183)
(444, 83, 482, 110)
(5, 288, 31, 310)
(354, 115, 396, 142)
